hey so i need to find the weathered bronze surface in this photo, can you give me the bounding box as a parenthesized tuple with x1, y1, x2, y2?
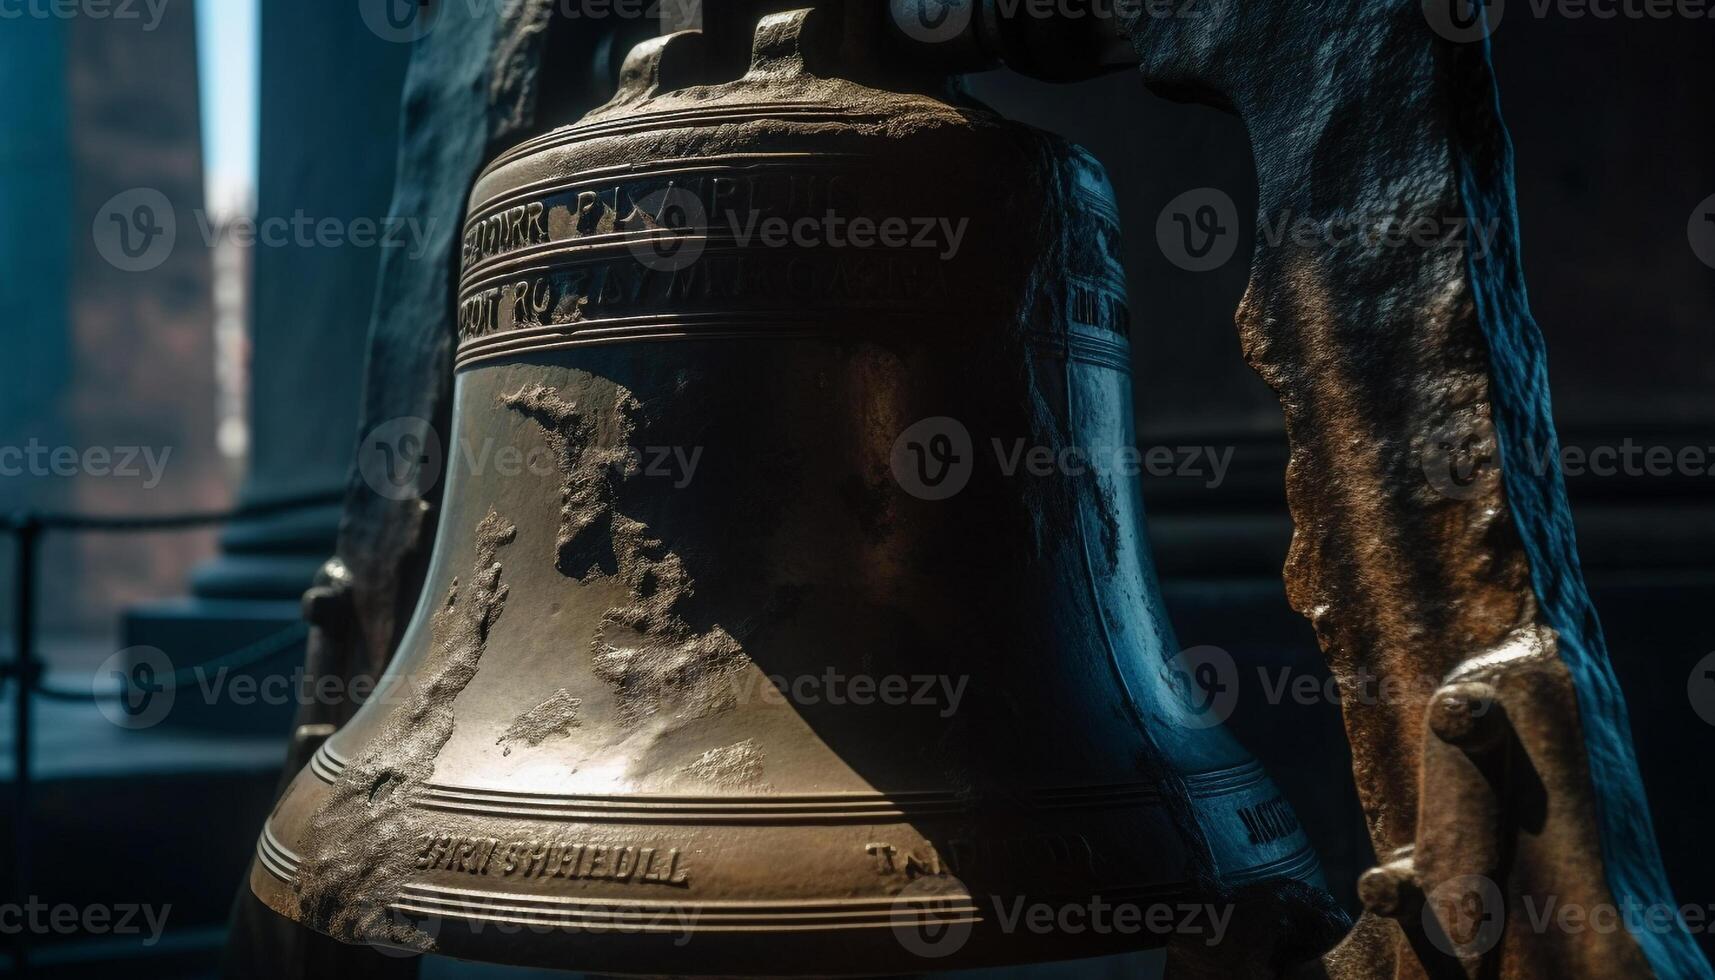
(249, 10, 1336, 974)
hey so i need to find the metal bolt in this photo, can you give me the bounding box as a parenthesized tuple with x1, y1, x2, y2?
(301, 557, 356, 629)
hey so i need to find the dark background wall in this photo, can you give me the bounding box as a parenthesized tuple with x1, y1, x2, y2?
(247, 0, 412, 507)
(0, 0, 226, 637)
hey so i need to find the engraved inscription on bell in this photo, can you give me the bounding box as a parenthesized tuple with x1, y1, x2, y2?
(416, 835, 691, 886)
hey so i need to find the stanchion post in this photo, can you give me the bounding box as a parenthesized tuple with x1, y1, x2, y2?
(7, 512, 42, 977)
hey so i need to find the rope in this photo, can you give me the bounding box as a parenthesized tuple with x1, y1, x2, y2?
(3, 492, 335, 700)
(1, 489, 345, 534)
(34, 621, 311, 702)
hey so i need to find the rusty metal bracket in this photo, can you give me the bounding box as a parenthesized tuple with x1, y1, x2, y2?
(1351, 627, 1652, 977)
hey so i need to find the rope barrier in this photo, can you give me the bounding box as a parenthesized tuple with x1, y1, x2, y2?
(1, 491, 337, 699)
(2, 490, 342, 977)
(1, 489, 344, 534)
(33, 621, 312, 702)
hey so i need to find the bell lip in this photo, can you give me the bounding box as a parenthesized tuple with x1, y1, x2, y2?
(248, 848, 1324, 976)
(245, 753, 1325, 975)
(246, 852, 1180, 976)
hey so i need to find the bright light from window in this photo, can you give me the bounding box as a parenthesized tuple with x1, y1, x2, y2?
(196, 0, 258, 220)
(196, 0, 259, 463)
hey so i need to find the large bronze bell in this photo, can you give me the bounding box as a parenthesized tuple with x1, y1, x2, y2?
(250, 10, 1323, 974)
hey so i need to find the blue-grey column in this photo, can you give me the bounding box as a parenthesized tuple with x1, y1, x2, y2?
(190, 0, 413, 600)
(0, 17, 73, 528)
(123, 0, 411, 732)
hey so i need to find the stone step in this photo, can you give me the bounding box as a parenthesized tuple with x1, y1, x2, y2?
(0, 693, 285, 971)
